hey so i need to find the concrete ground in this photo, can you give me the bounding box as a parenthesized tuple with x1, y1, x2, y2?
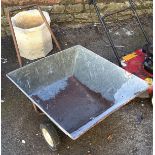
(1, 15, 153, 155)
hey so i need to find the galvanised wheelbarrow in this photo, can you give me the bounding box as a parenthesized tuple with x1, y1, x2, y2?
(7, 45, 149, 151)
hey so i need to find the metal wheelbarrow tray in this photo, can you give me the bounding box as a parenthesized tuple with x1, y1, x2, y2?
(7, 45, 148, 140)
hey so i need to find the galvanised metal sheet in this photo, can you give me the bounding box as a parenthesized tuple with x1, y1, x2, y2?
(7, 45, 149, 140)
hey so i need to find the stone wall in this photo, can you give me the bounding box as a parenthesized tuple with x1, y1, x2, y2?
(1, 0, 153, 37)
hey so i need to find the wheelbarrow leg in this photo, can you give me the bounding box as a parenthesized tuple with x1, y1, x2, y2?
(33, 104, 44, 115)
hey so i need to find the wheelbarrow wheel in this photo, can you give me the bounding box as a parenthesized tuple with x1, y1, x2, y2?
(40, 123, 60, 151)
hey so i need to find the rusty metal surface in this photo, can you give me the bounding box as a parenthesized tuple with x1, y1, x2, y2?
(7, 11, 22, 67)
(37, 6, 61, 51)
(7, 45, 149, 140)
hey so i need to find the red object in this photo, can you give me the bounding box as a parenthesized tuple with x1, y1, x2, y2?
(122, 49, 153, 94)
